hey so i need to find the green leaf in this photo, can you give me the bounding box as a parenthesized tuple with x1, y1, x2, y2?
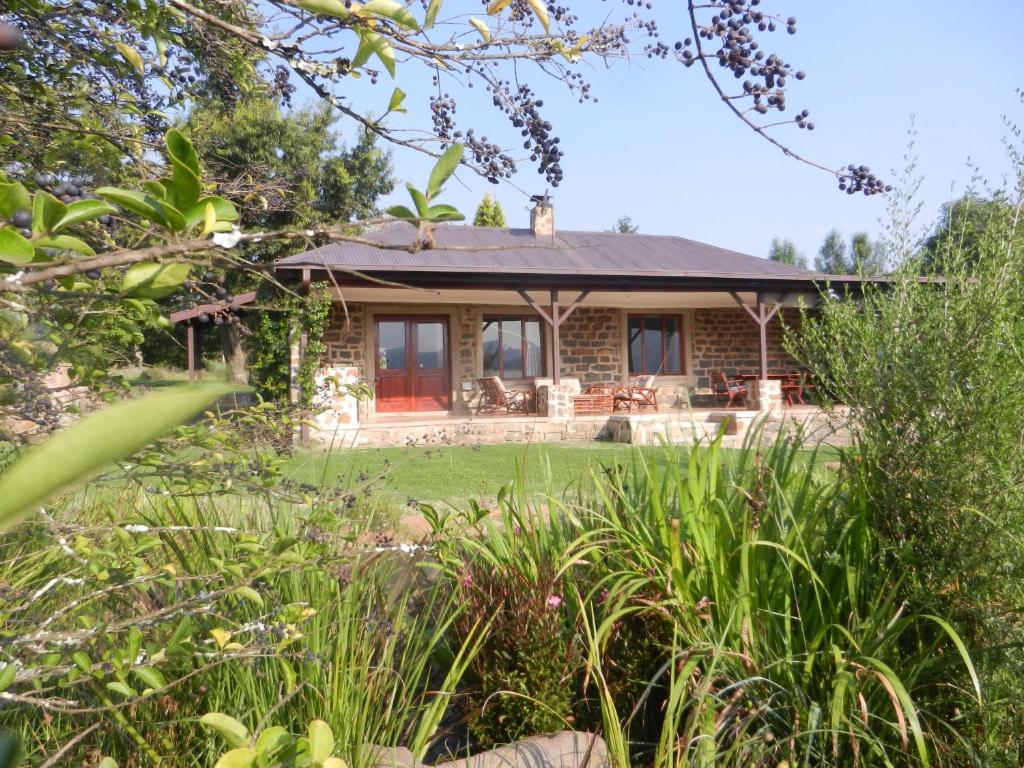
(132, 666, 166, 691)
(406, 183, 428, 217)
(361, 0, 419, 30)
(278, 658, 298, 691)
(0, 665, 15, 691)
(53, 199, 118, 232)
(106, 681, 138, 698)
(353, 31, 396, 77)
(468, 16, 490, 42)
(170, 616, 192, 646)
(115, 42, 145, 75)
(425, 204, 465, 222)
(95, 187, 186, 232)
(386, 87, 407, 114)
(183, 196, 238, 230)
(526, 0, 549, 32)
(308, 720, 334, 765)
(424, 0, 441, 27)
(254, 726, 289, 756)
(72, 652, 92, 673)
(142, 180, 169, 200)
(165, 130, 202, 211)
(233, 586, 264, 607)
(0, 382, 236, 528)
(122, 262, 192, 299)
(296, 0, 353, 18)
(0, 181, 31, 219)
(166, 129, 200, 177)
(426, 143, 464, 198)
(32, 191, 67, 236)
(97, 759, 117, 768)
(34, 235, 95, 257)
(0, 227, 35, 265)
(213, 748, 257, 768)
(200, 713, 252, 750)
(385, 205, 417, 222)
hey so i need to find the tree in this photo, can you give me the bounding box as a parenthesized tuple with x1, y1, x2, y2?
(473, 194, 507, 228)
(611, 215, 639, 234)
(921, 193, 1013, 272)
(815, 229, 850, 274)
(768, 237, 807, 268)
(849, 231, 881, 274)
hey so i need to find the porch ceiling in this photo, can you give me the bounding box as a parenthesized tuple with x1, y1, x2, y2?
(328, 286, 809, 309)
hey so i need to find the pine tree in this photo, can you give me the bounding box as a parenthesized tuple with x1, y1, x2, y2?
(815, 229, 850, 274)
(473, 194, 507, 227)
(768, 238, 807, 268)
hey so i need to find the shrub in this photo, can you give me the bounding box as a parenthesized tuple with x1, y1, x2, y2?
(794, 183, 1024, 765)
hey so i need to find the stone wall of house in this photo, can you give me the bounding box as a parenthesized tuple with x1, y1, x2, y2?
(453, 304, 478, 414)
(323, 302, 367, 369)
(690, 308, 801, 392)
(558, 307, 623, 386)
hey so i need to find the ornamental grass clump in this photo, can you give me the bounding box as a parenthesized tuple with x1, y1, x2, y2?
(579, 435, 980, 767)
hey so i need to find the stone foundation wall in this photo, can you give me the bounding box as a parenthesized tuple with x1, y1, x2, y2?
(558, 307, 623, 386)
(690, 308, 801, 392)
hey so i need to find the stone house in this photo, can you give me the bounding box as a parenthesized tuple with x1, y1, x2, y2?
(275, 200, 854, 447)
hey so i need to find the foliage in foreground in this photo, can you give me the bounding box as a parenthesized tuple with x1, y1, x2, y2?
(0, 424, 984, 767)
(432, 436, 980, 767)
(795, 170, 1024, 765)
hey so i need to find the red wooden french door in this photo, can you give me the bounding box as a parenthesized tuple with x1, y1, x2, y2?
(374, 316, 450, 412)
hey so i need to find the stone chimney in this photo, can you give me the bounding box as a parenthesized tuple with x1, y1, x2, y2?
(530, 193, 554, 238)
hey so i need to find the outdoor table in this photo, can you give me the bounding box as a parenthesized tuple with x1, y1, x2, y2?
(573, 393, 614, 415)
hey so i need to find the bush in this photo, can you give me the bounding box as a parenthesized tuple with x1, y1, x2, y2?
(794, 185, 1024, 764)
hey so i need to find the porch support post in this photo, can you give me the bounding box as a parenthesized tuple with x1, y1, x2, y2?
(516, 289, 590, 387)
(551, 289, 561, 385)
(186, 323, 196, 381)
(299, 268, 312, 445)
(729, 291, 778, 380)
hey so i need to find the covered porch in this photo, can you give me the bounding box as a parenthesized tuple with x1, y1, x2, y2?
(300, 282, 827, 448)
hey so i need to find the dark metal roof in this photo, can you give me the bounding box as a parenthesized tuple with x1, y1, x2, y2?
(275, 223, 828, 283)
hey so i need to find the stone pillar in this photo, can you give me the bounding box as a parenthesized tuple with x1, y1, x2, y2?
(312, 366, 361, 434)
(748, 378, 782, 418)
(536, 379, 580, 421)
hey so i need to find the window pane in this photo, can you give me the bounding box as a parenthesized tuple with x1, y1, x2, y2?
(482, 320, 500, 376)
(524, 320, 543, 377)
(501, 319, 523, 378)
(643, 316, 663, 375)
(378, 321, 405, 370)
(416, 322, 445, 369)
(628, 317, 643, 373)
(664, 316, 682, 374)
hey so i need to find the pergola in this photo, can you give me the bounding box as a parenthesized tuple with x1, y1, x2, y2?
(168, 291, 257, 381)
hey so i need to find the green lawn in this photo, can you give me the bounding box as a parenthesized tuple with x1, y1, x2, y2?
(285, 441, 843, 509)
(285, 442, 639, 505)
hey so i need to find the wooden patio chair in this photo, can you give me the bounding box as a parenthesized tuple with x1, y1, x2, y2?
(475, 376, 533, 415)
(612, 375, 658, 412)
(781, 371, 805, 406)
(712, 371, 747, 408)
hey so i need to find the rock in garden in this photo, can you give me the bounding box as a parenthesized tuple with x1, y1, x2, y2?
(366, 745, 421, 768)
(441, 732, 608, 768)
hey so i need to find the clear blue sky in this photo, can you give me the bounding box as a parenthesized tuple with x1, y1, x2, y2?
(318, 1, 1024, 261)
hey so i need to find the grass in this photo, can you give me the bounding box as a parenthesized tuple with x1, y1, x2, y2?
(284, 440, 843, 509)
(284, 442, 637, 505)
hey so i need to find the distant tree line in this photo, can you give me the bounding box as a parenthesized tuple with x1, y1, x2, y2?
(768, 192, 1004, 275)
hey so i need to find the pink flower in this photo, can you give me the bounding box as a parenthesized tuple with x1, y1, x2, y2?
(461, 572, 473, 588)
(546, 594, 562, 609)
